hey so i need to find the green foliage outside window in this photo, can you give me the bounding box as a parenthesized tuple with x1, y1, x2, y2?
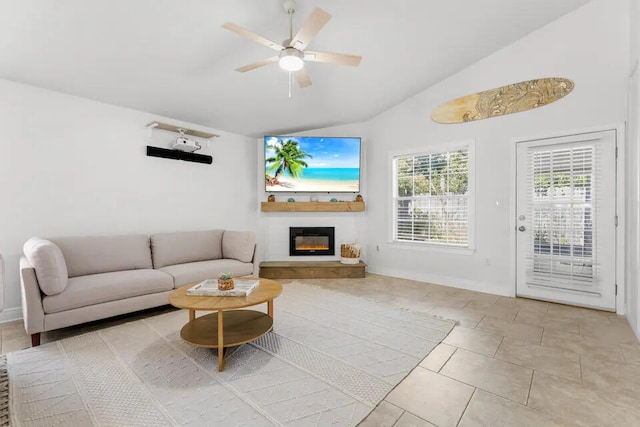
(395, 150, 469, 245)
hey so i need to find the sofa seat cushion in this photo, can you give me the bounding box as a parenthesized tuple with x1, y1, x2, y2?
(43, 269, 173, 314)
(159, 259, 253, 288)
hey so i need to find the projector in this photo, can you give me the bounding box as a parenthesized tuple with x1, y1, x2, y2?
(172, 137, 201, 153)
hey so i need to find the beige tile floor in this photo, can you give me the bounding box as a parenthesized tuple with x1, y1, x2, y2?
(2, 273, 640, 426)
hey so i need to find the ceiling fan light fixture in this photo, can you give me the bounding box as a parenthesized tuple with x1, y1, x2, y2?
(279, 48, 304, 72)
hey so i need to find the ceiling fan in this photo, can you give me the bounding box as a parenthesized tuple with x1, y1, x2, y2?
(221, 0, 362, 89)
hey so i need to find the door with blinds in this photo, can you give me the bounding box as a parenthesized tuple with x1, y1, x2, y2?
(516, 130, 617, 311)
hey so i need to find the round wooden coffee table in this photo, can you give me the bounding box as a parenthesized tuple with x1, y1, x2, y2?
(169, 278, 283, 371)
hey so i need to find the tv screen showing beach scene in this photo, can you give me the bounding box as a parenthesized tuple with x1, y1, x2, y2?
(265, 136, 361, 193)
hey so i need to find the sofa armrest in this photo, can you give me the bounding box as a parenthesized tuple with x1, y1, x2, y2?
(20, 256, 45, 334)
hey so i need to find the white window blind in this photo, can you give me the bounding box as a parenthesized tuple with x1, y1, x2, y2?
(525, 143, 602, 293)
(393, 147, 470, 247)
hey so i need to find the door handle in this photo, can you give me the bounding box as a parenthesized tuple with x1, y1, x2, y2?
(518, 226, 526, 232)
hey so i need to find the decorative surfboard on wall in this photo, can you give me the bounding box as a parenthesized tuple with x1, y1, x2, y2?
(431, 77, 574, 124)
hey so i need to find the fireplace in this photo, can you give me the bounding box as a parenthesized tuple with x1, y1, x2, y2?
(289, 227, 335, 256)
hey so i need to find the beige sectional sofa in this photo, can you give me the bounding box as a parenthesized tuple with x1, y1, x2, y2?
(20, 229, 256, 346)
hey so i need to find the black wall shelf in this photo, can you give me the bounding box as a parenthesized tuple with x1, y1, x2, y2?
(146, 146, 213, 164)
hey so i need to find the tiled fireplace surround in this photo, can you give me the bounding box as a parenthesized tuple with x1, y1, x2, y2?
(261, 215, 364, 262)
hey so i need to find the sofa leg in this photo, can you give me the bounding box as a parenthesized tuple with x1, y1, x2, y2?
(31, 333, 41, 347)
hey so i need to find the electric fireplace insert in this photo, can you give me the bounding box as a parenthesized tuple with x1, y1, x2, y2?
(289, 227, 335, 256)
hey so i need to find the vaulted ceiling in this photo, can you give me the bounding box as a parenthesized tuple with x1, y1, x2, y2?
(0, 0, 592, 136)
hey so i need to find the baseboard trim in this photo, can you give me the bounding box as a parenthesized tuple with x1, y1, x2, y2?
(0, 307, 23, 324)
(367, 266, 513, 297)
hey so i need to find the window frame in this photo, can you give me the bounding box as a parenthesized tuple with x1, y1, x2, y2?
(389, 139, 476, 251)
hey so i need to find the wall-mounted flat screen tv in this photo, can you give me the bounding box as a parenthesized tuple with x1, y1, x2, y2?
(265, 136, 361, 193)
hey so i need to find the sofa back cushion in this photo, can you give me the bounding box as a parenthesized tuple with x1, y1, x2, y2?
(150, 230, 224, 268)
(222, 231, 256, 263)
(50, 234, 153, 277)
(23, 237, 69, 295)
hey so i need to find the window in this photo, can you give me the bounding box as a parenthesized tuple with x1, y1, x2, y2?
(392, 142, 473, 248)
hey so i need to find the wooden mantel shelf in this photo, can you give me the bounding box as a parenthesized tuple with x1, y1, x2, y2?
(261, 201, 365, 212)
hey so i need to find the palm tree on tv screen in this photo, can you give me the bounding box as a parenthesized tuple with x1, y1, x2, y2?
(266, 140, 312, 183)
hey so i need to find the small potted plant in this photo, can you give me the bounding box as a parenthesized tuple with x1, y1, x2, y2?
(267, 194, 275, 202)
(355, 194, 363, 202)
(217, 272, 235, 291)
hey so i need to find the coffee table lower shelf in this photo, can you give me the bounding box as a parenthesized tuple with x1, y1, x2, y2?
(180, 309, 273, 349)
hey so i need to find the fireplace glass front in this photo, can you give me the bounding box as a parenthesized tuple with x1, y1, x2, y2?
(289, 227, 335, 256)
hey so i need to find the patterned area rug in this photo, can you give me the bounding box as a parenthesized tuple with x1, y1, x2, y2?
(7, 283, 454, 426)
(0, 356, 8, 427)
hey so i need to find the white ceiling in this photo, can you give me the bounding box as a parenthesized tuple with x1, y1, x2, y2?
(0, 0, 592, 137)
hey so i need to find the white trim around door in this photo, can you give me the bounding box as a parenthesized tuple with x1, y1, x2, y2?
(509, 124, 626, 314)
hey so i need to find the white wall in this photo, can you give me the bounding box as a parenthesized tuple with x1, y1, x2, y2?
(0, 79, 257, 318)
(257, 122, 368, 262)
(363, 0, 630, 296)
(627, 0, 640, 337)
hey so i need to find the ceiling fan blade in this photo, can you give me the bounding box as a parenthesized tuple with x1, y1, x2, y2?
(222, 22, 284, 51)
(304, 50, 362, 67)
(235, 56, 279, 73)
(289, 8, 331, 50)
(294, 68, 312, 88)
